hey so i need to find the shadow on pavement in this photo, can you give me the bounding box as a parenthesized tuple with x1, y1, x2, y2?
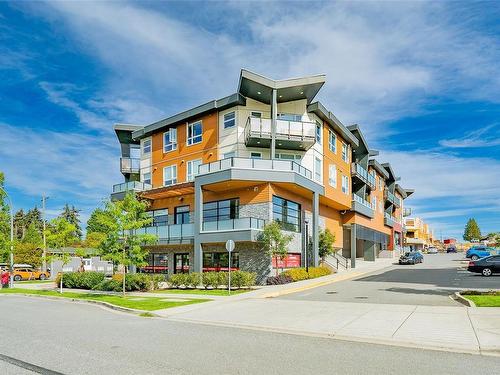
(382, 287, 456, 297)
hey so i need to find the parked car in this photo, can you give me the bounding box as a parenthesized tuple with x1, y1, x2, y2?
(467, 255, 500, 277)
(465, 246, 498, 260)
(427, 247, 438, 254)
(446, 246, 457, 253)
(12, 268, 50, 281)
(399, 251, 424, 265)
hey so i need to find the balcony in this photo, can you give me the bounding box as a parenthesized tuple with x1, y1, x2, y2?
(136, 223, 194, 244)
(351, 163, 376, 190)
(199, 157, 313, 181)
(384, 213, 397, 228)
(120, 157, 140, 174)
(384, 189, 401, 207)
(351, 194, 375, 218)
(244, 116, 316, 151)
(111, 181, 152, 200)
(202, 217, 266, 232)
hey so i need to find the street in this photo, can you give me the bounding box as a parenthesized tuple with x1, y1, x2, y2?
(1, 296, 499, 375)
(280, 253, 498, 306)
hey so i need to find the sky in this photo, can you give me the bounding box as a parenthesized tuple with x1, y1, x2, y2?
(0, 1, 499, 240)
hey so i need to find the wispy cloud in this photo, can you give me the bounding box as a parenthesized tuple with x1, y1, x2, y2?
(439, 124, 500, 148)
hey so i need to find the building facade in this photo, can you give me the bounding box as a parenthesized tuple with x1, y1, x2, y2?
(404, 217, 435, 252)
(112, 70, 414, 283)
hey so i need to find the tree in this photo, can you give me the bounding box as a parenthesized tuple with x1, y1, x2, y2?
(0, 172, 11, 263)
(86, 207, 115, 234)
(319, 228, 335, 261)
(13, 209, 26, 240)
(22, 222, 43, 247)
(463, 218, 481, 242)
(60, 204, 82, 240)
(25, 207, 43, 234)
(83, 231, 107, 249)
(45, 217, 79, 293)
(96, 192, 156, 296)
(12, 223, 44, 269)
(260, 221, 293, 276)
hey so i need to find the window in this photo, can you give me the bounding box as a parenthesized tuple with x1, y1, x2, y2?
(328, 130, 337, 153)
(276, 153, 301, 160)
(273, 196, 301, 232)
(142, 139, 151, 154)
(250, 111, 262, 118)
(328, 164, 337, 187)
(314, 157, 322, 182)
(373, 196, 377, 211)
(187, 121, 202, 145)
(187, 159, 202, 181)
(223, 111, 236, 129)
(250, 152, 262, 159)
(223, 151, 236, 159)
(163, 128, 177, 152)
(341, 175, 349, 194)
(277, 113, 302, 122)
(174, 206, 190, 224)
(163, 165, 177, 186)
(203, 252, 239, 271)
(130, 145, 141, 159)
(379, 201, 383, 214)
(143, 172, 151, 185)
(379, 177, 383, 191)
(341, 142, 348, 162)
(203, 198, 240, 222)
(148, 209, 168, 226)
(316, 121, 322, 144)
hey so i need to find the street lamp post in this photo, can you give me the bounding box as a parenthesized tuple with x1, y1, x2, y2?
(0, 186, 14, 288)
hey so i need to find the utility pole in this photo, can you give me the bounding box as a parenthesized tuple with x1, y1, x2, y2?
(41, 195, 49, 272)
(0, 186, 14, 288)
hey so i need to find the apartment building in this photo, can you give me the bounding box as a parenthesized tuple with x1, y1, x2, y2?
(111, 69, 413, 282)
(404, 217, 434, 251)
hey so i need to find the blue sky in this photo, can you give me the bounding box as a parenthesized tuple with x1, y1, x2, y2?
(0, 1, 499, 239)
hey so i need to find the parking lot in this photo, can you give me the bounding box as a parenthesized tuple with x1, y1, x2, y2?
(279, 253, 499, 306)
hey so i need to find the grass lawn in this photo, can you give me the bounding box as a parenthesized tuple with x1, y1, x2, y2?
(465, 295, 500, 307)
(16, 280, 53, 284)
(154, 288, 252, 296)
(0, 288, 210, 311)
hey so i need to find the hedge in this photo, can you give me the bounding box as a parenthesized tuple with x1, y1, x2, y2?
(57, 272, 164, 292)
(269, 266, 332, 284)
(56, 272, 105, 289)
(168, 271, 256, 289)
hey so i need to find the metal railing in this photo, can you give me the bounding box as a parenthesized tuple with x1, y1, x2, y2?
(325, 251, 350, 270)
(112, 181, 152, 193)
(352, 194, 375, 210)
(385, 189, 402, 207)
(202, 217, 266, 232)
(120, 157, 140, 174)
(135, 223, 194, 241)
(384, 212, 399, 225)
(198, 157, 313, 180)
(245, 116, 316, 141)
(352, 163, 376, 188)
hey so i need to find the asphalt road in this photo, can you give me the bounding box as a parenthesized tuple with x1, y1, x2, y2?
(1, 296, 499, 374)
(280, 253, 498, 306)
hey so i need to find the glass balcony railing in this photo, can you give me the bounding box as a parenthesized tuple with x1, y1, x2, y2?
(385, 189, 402, 207)
(352, 194, 375, 210)
(198, 157, 313, 181)
(135, 223, 194, 241)
(352, 163, 376, 189)
(112, 181, 152, 193)
(202, 217, 266, 232)
(120, 157, 140, 174)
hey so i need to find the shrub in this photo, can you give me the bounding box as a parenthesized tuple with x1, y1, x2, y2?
(95, 273, 159, 292)
(168, 273, 187, 288)
(229, 270, 256, 289)
(266, 274, 293, 285)
(217, 272, 228, 287)
(57, 272, 105, 289)
(184, 272, 201, 288)
(307, 266, 331, 279)
(281, 266, 331, 282)
(92, 279, 122, 292)
(202, 272, 220, 289)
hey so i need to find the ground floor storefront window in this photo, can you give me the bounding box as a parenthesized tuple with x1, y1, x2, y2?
(139, 253, 168, 274)
(272, 253, 301, 268)
(174, 253, 190, 273)
(203, 252, 239, 271)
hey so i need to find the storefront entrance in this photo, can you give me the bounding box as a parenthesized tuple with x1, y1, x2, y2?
(174, 253, 190, 273)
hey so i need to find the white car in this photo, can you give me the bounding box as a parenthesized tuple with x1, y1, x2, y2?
(427, 247, 438, 254)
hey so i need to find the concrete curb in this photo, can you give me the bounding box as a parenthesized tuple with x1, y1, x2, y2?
(0, 293, 160, 317)
(455, 292, 476, 307)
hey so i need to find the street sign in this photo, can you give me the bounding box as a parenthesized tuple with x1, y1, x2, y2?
(225, 239, 235, 252)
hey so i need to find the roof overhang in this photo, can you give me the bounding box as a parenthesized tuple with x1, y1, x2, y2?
(404, 189, 415, 197)
(368, 159, 390, 179)
(395, 184, 408, 199)
(382, 162, 398, 182)
(132, 93, 246, 140)
(238, 69, 326, 104)
(307, 102, 358, 147)
(347, 124, 370, 154)
(114, 123, 143, 144)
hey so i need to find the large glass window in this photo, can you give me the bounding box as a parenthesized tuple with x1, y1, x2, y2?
(174, 253, 189, 274)
(163, 128, 177, 152)
(316, 121, 322, 144)
(140, 253, 168, 274)
(203, 198, 239, 222)
(149, 209, 168, 226)
(328, 130, 337, 153)
(342, 175, 349, 194)
(163, 165, 177, 186)
(341, 142, 348, 162)
(277, 113, 302, 122)
(142, 139, 151, 154)
(223, 111, 236, 129)
(203, 252, 239, 271)
(142, 172, 151, 185)
(174, 205, 190, 224)
(187, 159, 202, 181)
(314, 157, 322, 182)
(273, 196, 301, 232)
(187, 120, 202, 145)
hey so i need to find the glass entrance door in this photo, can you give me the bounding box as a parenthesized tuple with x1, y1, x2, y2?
(174, 253, 190, 274)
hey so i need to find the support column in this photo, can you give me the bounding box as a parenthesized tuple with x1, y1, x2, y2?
(193, 180, 203, 273)
(270, 88, 277, 160)
(351, 224, 357, 268)
(312, 191, 319, 267)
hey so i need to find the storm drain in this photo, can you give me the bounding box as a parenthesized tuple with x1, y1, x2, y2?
(354, 296, 368, 299)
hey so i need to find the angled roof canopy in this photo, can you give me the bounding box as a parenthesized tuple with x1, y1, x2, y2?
(382, 162, 400, 182)
(114, 123, 143, 144)
(368, 159, 390, 179)
(308, 102, 358, 147)
(238, 69, 326, 104)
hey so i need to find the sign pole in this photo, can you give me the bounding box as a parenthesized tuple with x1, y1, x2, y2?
(228, 251, 231, 295)
(225, 239, 235, 296)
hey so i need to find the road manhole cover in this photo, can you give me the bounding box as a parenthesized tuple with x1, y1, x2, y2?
(326, 291, 338, 294)
(354, 296, 368, 299)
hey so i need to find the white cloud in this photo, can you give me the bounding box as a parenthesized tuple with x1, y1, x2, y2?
(439, 124, 500, 148)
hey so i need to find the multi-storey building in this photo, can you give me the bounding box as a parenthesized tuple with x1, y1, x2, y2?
(112, 70, 414, 282)
(404, 217, 434, 251)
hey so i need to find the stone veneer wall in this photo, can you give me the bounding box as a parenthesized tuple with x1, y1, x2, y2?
(239, 202, 271, 221)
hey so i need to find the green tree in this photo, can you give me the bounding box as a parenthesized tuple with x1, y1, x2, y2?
(319, 228, 335, 260)
(13, 209, 26, 240)
(83, 231, 107, 249)
(463, 218, 481, 242)
(60, 204, 82, 240)
(22, 223, 43, 247)
(14, 243, 42, 268)
(0, 172, 11, 263)
(25, 207, 43, 234)
(86, 207, 115, 234)
(97, 192, 156, 296)
(260, 221, 293, 275)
